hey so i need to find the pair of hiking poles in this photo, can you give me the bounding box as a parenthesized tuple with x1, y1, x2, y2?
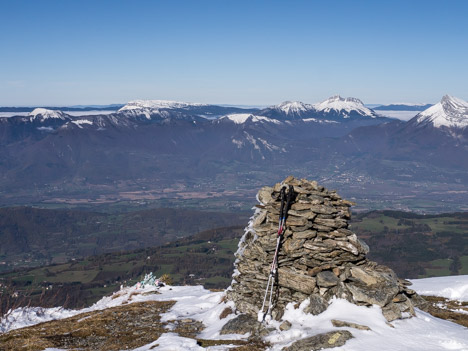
(258, 185, 294, 323)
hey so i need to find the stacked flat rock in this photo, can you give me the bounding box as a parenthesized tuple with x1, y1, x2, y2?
(226, 176, 419, 322)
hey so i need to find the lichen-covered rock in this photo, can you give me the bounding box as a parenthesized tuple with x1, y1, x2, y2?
(282, 330, 353, 351)
(220, 314, 262, 335)
(317, 270, 340, 287)
(226, 177, 418, 324)
(331, 319, 371, 330)
(279, 320, 292, 331)
(304, 294, 328, 315)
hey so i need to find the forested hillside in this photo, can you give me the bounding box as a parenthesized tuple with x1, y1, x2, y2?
(1, 211, 467, 314)
(0, 207, 248, 272)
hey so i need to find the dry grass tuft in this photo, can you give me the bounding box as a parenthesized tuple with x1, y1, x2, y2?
(0, 301, 175, 351)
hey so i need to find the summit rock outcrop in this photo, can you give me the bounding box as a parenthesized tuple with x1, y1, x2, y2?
(226, 176, 419, 322)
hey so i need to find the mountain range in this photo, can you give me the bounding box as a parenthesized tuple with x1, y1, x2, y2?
(0, 104, 124, 113)
(0, 95, 467, 210)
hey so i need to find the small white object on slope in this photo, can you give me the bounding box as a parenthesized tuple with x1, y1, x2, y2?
(410, 275, 468, 302)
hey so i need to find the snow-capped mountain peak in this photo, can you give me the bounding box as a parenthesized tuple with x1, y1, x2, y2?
(28, 108, 67, 121)
(415, 95, 468, 128)
(275, 101, 313, 115)
(313, 95, 376, 118)
(258, 101, 315, 120)
(119, 99, 207, 112)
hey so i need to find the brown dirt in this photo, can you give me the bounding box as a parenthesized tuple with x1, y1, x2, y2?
(0, 299, 268, 351)
(0, 301, 175, 351)
(421, 295, 468, 328)
(219, 307, 234, 319)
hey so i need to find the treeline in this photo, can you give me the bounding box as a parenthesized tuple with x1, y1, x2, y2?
(0, 206, 248, 272)
(0, 226, 244, 314)
(351, 211, 468, 277)
(2, 211, 467, 314)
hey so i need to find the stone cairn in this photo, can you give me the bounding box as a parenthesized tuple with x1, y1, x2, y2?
(226, 176, 419, 323)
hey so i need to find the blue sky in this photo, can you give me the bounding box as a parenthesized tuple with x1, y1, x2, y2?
(0, 0, 467, 106)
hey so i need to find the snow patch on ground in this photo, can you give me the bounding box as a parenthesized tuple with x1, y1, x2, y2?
(71, 119, 93, 128)
(410, 275, 468, 301)
(222, 113, 280, 124)
(302, 117, 339, 124)
(1, 284, 165, 333)
(67, 110, 116, 116)
(131, 332, 237, 351)
(263, 297, 468, 351)
(1, 307, 77, 334)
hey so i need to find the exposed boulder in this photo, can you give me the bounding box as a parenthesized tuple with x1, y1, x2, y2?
(282, 330, 353, 351)
(220, 314, 262, 335)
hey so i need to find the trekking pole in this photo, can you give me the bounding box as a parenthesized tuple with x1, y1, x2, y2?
(258, 187, 286, 322)
(258, 185, 294, 323)
(264, 185, 294, 321)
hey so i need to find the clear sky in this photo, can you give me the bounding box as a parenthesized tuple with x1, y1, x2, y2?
(1, 0, 467, 106)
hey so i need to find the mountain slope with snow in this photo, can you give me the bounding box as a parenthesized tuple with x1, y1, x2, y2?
(28, 108, 68, 121)
(118, 99, 261, 120)
(272, 101, 315, 117)
(219, 113, 280, 125)
(313, 95, 378, 119)
(415, 95, 468, 128)
(410, 275, 468, 301)
(258, 101, 316, 120)
(119, 99, 208, 112)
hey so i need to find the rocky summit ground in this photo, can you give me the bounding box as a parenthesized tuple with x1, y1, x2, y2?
(1, 300, 175, 351)
(0, 287, 267, 351)
(0, 287, 466, 351)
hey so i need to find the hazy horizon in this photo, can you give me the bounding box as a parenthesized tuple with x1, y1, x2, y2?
(0, 96, 452, 109)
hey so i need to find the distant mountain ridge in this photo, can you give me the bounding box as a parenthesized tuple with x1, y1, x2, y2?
(0, 95, 466, 209)
(2, 95, 387, 123)
(413, 95, 468, 129)
(258, 96, 381, 121)
(337, 95, 468, 185)
(0, 105, 124, 113)
(313, 95, 378, 119)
